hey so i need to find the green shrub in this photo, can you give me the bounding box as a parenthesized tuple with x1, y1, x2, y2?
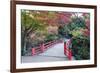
(71, 36, 90, 60)
(45, 34, 59, 42)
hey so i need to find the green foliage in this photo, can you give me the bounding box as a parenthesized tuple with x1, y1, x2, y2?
(21, 10, 46, 32)
(21, 10, 47, 56)
(58, 26, 69, 38)
(71, 36, 90, 60)
(67, 17, 85, 31)
(58, 17, 86, 38)
(71, 17, 86, 28)
(69, 17, 90, 60)
(71, 29, 82, 37)
(45, 34, 59, 42)
(58, 15, 90, 60)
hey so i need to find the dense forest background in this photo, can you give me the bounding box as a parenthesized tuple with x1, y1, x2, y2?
(21, 10, 90, 60)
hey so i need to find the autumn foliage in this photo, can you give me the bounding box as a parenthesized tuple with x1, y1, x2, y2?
(21, 9, 90, 60)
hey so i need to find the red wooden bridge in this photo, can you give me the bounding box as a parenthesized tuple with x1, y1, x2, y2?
(22, 39, 74, 63)
(31, 39, 72, 60)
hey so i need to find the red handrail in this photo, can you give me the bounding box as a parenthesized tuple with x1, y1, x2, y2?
(32, 39, 63, 56)
(64, 39, 72, 60)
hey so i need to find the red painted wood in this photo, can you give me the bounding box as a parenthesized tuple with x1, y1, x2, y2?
(68, 49, 72, 60)
(64, 42, 66, 55)
(32, 48, 36, 56)
(31, 39, 64, 56)
(64, 40, 72, 60)
(41, 43, 45, 52)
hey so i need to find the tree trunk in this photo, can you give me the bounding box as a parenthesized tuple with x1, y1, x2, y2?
(21, 31, 27, 56)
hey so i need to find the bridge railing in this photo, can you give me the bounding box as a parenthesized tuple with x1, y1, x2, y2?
(32, 39, 63, 56)
(64, 39, 72, 60)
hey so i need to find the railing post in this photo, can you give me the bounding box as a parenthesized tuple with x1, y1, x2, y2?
(68, 49, 72, 60)
(32, 48, 35, 56)
(41, 43, 45, 52)
(64, 39, 72, 60)
(64, 42, 66, 55)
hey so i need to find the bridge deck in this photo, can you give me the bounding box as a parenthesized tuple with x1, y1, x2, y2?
(22, 42, 70, 63)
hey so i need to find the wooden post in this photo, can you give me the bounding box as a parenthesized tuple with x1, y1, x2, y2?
(64, 39, 72, 60)
(68, 49, 72, 60)
(64, 42, 66, 55)
(41, 43, 45, 52)
(32, 48, 35, 56)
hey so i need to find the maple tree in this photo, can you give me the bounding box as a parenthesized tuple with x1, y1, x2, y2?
(21, 10, 46, 55)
